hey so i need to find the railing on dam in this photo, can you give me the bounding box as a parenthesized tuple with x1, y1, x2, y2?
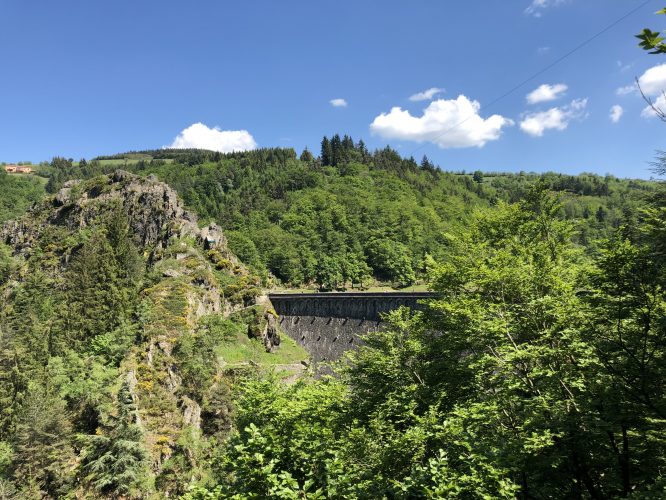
(268, 292, 438, 364)
(268, 291, 437, 322)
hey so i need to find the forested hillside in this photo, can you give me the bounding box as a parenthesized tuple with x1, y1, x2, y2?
(0, 148, 664, 497)
(188, 179, 666, 499)
(0, 170, 45, 223)
(40, 137, 655, 290)
(0, 172, 307, 497)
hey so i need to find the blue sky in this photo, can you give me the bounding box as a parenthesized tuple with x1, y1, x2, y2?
(1, 0, 665, 178)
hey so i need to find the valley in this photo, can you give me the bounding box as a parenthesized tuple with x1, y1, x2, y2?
(0, 144, 664, 498)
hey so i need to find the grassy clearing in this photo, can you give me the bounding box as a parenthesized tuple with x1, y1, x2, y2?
(217, 327, 308, 366)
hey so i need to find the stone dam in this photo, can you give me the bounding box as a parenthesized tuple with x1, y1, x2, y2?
(268, 292, 436, 364)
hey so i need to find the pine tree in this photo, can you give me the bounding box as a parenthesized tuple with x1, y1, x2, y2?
(320, 137, 332, 166)
(299, 148, 314, 163)
(12, 384, 74, 497)
(357, 139, 369, 163)
(105, 205, 143, 292)
(0, 244, 15, 285)
(330, 134, 342, 166)
(79, 381, 151, 498)
(66, 234, 124, 346)
(65, 208, 143, 360)
(342, 134, 354, 151)
(0, 333, 28, 438)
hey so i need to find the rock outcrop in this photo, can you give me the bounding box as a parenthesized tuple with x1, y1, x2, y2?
(0, 169, 306, 495)
(1, 170, 242, 269)
(0, 170, 257, 482)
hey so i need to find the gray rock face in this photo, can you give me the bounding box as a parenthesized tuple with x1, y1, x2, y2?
(199, 223, 227, 250)
(264, 313, 281, 352)
(54, 179, 81, 207)
(0, 219, 34, 254)
(1, 170, 236, 264)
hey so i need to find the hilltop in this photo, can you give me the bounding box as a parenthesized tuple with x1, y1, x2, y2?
(35, 139, 658, 290)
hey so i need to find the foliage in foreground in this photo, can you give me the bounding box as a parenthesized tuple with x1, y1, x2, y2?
(188, 186, 666, 498)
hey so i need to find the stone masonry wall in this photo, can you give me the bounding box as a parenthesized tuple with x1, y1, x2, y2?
(269, 292, 435, 364)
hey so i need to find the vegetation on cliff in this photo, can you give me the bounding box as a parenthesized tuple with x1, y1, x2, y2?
(0, 169, 45, 224)
(0, 172, 307, 498)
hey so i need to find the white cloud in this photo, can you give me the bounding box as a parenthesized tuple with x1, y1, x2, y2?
(617, 63, 666, 96)
(637, 63, 666, 96)
(609, 105, 623, 123)
(525, 0, 568, 17)
(526, 83, 568, 104)
(168, 123, 257, 153)
(520, 98, 588, 137)
(330, 98, 348, 107)
(409, 87, 445, 102)
(370, 95, 514, 149)
(642, 94, 666, 119)
(537, 46, 551, 55)
(616, 63, 666, 119)
(616, 84, 636, 96)
(616, 60, 633, 72)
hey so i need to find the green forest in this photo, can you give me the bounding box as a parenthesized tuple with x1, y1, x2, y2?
(0, 170, 45, 224)
(0, 135, 664, 497)
(39, 140, 655, 291)
(197, 181, 666, 499)
(4, 1, 666, 498)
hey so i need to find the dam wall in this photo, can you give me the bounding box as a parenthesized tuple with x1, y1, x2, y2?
(268, 292, 435, 364)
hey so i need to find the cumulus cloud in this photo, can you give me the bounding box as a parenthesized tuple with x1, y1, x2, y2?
(642, 94, 666, 119)
(526, 83, 568, 104)
(370, 95, 514, 149)
(330, 98, 348, 107)
(520, 98, 588, 137)
(617, 63, 666, 96)
(409, 87, 445, 102)
(616, 63, 666, 119)
(168, 123, 257, 152)
(637, 63, 666, 96)
(609, 105, 623, 123)
(525, 0, 568, 17)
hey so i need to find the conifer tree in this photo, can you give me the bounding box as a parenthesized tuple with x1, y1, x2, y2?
(66, 234, 124, 346)
(79, 381, 151, 498)
(330, 134, 342, 166)
(65, 207, 143, 359)
(299, 147, 314, 163)
(12, 384, 74, 497)
(320, 137, 332, 166)
(357, 139, 369, 162)
(0, 245, 15, 285)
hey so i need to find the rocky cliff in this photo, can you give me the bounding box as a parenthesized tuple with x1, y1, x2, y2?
(0, 171, 300, 494)
(2, 170, 234, 264)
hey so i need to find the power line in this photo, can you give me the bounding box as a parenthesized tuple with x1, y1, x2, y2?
(408, 0, 656, 156)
